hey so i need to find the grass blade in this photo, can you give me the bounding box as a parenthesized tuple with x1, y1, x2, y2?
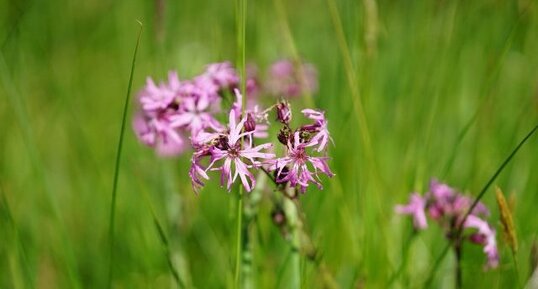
(107, 21, 143, 289)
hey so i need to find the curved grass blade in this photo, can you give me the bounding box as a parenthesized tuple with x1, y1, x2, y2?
(139, 187, 186, 289)
(107, 21, 143, 289)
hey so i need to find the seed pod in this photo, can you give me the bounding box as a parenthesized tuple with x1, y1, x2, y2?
(496, 186, 518, 254)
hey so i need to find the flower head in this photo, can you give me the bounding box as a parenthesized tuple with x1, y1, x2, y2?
(272, 132, 334, 193)
(206, 110, 275, 192)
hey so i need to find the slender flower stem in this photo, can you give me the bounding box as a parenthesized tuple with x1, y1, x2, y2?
(454, 241, 463, 289)
(283, 193, 301, 289)
(234, 191, 244, 288)
(234, 0, 247, 286)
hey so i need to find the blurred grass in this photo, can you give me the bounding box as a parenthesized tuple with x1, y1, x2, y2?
(1, 0, 538, 288)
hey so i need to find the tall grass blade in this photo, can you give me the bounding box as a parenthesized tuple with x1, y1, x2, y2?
(107, 21, 143, 289)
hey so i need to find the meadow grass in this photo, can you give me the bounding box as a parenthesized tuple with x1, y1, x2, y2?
(1, 0, 538, 288)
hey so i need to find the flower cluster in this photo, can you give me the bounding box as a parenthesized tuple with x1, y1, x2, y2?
(132, 60, 333, 195)
(132, 62, 239, 157)
(395, 179, 499, 269)
(271, 102, 334, 193)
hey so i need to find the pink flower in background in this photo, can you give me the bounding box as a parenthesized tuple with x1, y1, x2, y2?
(395, 193, 428, 229)
(198, 61, 239, 90)
(206, 109, 275, 192)
(132, 112, 186, 157)
(272, 132, 334, 193)
(395, 179, 499, 270)
(170, 89, 223, 135)
(267, 59, 318, 98)
(139, 76, 176, 111)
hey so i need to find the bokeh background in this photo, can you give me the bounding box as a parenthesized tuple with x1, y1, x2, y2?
(1, 0, 538, 288)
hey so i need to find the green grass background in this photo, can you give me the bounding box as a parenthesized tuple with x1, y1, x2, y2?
(1, 0, 538, 288)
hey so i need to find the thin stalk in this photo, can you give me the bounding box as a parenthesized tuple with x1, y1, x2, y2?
(234, 0, 247, 287)
(234, 193, 244, 288)
(107, 22, 143, 289)
(283, 194, 301, 289)
(454, 242, 462, 289)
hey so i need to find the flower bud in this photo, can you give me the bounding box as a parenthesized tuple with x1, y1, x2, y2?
(276, 101, 292, 124)
(244, 113, 256, 132)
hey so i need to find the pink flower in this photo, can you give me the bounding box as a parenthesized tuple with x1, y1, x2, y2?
(170, 87, 223, 135)
(272, 132, 334, 193)
(139, 72, 179, 111)
(198, 61, 239, 90)
(464, 215, 499, 269)
(267, 60, 318, 98)
(189, 147, 211, 193)
(132, 111, 186, 157)
(205, 109, 275, 192)
(395, 193, 428, 230)
(301, 109, 332, 152)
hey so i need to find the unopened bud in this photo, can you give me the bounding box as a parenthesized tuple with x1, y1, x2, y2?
(276, 101, 292, 124)
(244, 113, 256, 132)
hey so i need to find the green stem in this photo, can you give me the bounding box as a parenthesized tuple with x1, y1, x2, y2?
(107, 22, 143, 289)
(283, 194, 301, 289)
(234, 192, 244, 288)
(454, 241, 463, 289)
(234, 0, 247, 286)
